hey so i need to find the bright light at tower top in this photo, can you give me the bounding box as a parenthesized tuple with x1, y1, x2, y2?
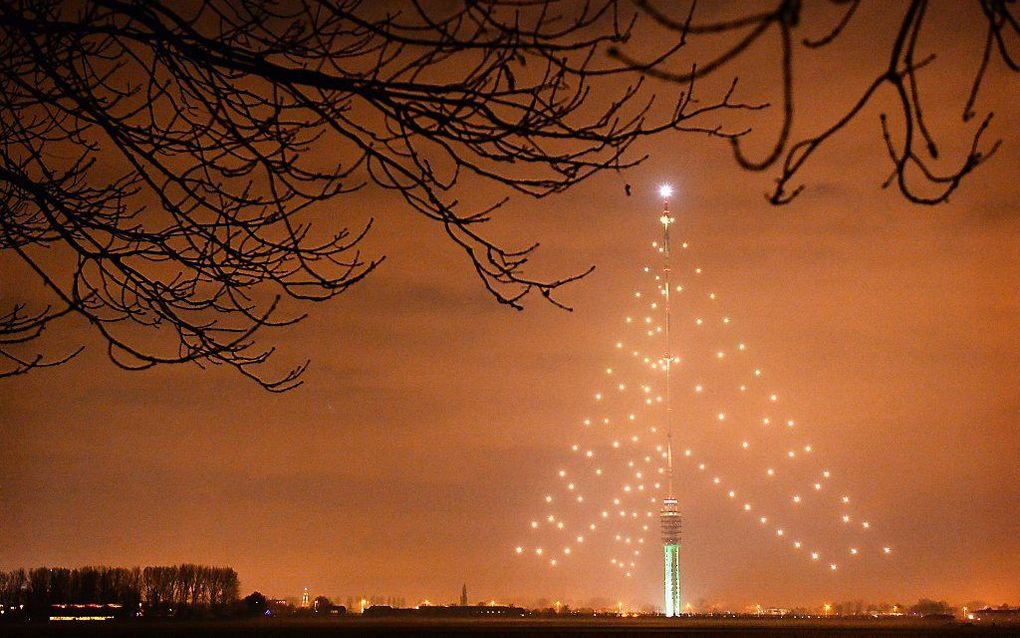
(659, 184, 673, 199)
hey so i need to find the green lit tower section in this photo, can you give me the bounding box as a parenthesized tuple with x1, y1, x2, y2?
(661, 497, 682, 615)
(658, 185, 683, 617)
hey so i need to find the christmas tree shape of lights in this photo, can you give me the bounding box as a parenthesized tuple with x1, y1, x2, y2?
(514, 185, 892, 612)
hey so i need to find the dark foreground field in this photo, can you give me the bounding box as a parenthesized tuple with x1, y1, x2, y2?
(1, 618, 1016, 637)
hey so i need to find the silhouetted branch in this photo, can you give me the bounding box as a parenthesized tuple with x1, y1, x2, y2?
(0, 0, 749, 388)
(612, 0, 1016, 205)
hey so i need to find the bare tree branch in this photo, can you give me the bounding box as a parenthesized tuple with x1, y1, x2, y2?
(612, 0, 1016, 205)
(0, 0, 750, 388)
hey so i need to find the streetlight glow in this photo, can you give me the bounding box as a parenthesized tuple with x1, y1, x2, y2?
(659, 184, 673, 198)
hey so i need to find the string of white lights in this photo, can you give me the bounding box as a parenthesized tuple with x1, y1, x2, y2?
(515, 188, 892, 578)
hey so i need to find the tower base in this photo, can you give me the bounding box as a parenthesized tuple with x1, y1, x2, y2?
(663, 543, 681, 616)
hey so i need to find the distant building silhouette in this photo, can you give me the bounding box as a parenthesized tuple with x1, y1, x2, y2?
(460, 584, 468, 606)
(300, 588, 310, 609)
(971, 607, 1020, 625)
(364, 605, 524, 618)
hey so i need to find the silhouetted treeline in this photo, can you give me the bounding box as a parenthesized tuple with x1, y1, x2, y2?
(0, 564, 239, 619)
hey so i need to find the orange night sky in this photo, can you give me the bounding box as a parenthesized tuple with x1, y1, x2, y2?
(1, 1, 1017, 611)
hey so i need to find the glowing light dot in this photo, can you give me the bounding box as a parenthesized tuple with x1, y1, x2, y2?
(696, 268, 702, 274)
(794, 541, 802, 549)
(586, 450, 593, 458)
(695, 318, 703, 326)
(830, 564, 837, 571)
(863, 522, 870, 529)
(616, 342, 623, 348)
(635, 292, 641, 298)
(550, 559, 556, 566)
(563, 548, 571, 555)
(567, 483, 574, 490)
(558, 470, 566, 477)
(571, 444, 579, 452)
(787, 420, 795, 427)
(788, 451, 796, 458)
(760, 517, 768, 524)
(536, 548, 543, 555)
(629, 414, 636, 420)
(883, 547, 892, 554)
(576, 496, 583, 502)
(716, 351, 725, 359)
(738, 343, 746, 350)
(625, 317, 632, 323)
(763, 418, 770, 425)
(557, 521, 564, 529)
(695, 385, 703, 392)
(612, 441, 620, 448)
(659, 185, 673, 198)
(713, 477, 721, 484)
(618, 384, 625, 390)
(741, 441, 749, 449)
(723, 317, 731, 324)
(515, 547, 523, 554)
(547, 515, 554, 522)
(823, 470, 831, 478)
(594, 393, 602, 400)
(767, 468, 775, 476)
(596, 469, 603, 475)
(754, 369, 762, 376)
(770, 394, 778, 402)
(850, 548, 858, 555)
(804, 445, 812, 452)
(684, 449, 692, 456)
(777, 529, 784, 536)
(583, 419, 591, 426)
(811, 552, 819, 560)
(728, 490, 736, 498)
(531, 521, 538, 529)
(793, 495, 801, 503)
(545, 496, 552, 503)
(717, 413, 725, 421)
(698, 464, 705, 470)
(842, 515, 850, 523)
(814, 483, 822, 490)
(842, 496, 850, 504)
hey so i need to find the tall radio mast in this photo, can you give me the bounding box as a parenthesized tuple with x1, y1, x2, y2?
(657, 185, 682, 617)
